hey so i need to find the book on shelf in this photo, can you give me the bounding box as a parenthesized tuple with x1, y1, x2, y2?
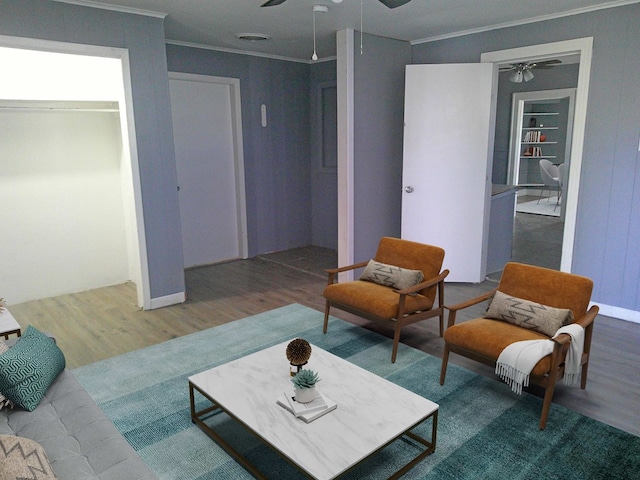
(277, 391, 337, 423)
(523, 130, 542, 142)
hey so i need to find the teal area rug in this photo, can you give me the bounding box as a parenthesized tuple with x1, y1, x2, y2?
(74, 304, 640, 479)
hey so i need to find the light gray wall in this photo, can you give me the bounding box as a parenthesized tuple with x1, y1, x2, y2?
(0, 0, 185, 302)
(412, 3, 640, 313)
(166, 45, 312, 256)
(353, 33, 412, 262)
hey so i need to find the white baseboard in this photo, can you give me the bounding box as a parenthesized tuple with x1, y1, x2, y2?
(149, 291, 186, 310)
(593, 302, 640, 324)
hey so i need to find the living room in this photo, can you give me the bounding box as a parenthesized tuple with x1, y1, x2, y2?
(1, 1, 639, 478)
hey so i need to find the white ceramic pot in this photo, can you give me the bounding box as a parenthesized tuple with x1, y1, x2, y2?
(294, 386, 316, 403)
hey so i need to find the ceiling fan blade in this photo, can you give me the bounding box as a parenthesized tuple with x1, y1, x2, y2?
(530, 59, 562, 69)
(261, 0, 287, 6)
(378, 0, 412, 8)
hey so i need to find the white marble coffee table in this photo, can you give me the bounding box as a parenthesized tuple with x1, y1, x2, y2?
(189, 341, 438, 479)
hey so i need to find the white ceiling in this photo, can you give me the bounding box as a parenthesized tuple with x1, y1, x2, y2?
(60, 0, 633, 62)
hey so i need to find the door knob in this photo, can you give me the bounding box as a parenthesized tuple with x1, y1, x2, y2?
(405, 186, 414, 193)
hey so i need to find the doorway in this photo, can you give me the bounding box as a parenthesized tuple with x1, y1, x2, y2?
(0, 37, 150, 308)
(482, 37, 594, 273)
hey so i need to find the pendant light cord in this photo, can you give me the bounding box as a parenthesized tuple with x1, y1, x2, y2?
(312, 8, 318, 60)
(360, 0, 363, 55)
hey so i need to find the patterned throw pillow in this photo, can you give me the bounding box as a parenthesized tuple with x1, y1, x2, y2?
(0, 325, 66, 412)
(486, 290, 574, 337)
(360, 260, 424, 291)
(0, 341, 14, 411)
(0, 434, 56, 479)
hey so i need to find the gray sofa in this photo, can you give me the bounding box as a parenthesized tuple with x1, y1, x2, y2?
(0, 348, 157, 479)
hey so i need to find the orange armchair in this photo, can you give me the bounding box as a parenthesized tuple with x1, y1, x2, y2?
(440, 262, 598, 429)
(323, 237, 448, 363)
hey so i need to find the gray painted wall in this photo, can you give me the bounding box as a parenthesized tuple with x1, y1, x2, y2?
(353, 33, 412, 262)
(0, 0, 185, 302)
(412, 3, 640, 312)
(166, 45, 312, 257)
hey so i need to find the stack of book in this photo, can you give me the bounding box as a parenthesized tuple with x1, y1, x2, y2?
(277, 391, 337, 423)
(523, 130, 543, 142)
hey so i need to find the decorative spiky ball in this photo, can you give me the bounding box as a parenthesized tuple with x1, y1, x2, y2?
(286, 338, 312, 366)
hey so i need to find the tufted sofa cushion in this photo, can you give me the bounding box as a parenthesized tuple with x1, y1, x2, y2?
(0, 369, 157, 480)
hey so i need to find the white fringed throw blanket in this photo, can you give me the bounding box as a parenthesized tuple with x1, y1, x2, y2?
(496, 324, 584, 394)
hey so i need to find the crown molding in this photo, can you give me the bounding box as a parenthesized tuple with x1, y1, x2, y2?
(411, 0, 640, 45)
(52, 0, 167, 19)
(166, 40, 336, 65)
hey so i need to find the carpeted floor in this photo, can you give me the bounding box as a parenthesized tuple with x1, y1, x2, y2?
(74, 304, 640, 480)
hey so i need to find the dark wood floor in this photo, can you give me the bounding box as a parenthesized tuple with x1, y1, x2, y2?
(8, 230, 640, 437)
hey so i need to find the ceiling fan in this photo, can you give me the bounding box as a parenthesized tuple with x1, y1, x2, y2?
(261, 0, 412, 8)
(500, 59, 562, 83)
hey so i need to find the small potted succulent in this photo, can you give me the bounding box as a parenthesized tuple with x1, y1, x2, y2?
(291, 369, 320, 403)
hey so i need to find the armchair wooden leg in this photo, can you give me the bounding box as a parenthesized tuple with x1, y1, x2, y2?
(539, 383, 557, 430)
(323, 301, 331, 334)
(391, 322, 402, 363)
(439, 344, 450, 385)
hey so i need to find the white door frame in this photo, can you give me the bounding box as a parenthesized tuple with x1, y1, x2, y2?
(482, 37, 593, 273)
(508, 88, 576, 189)
(336, 29, 356, 280)
(168, 72, 249, 262)
(0, 34, 151, 308)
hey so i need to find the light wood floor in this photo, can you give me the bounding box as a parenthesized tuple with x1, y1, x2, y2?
(8, 243, 640, 437)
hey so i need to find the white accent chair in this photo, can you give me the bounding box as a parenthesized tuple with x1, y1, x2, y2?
(538, 159, 562, 210)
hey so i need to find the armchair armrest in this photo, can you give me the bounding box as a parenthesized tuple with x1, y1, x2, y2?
(551, 304, 599, 346)
(325, 260, 370, 284)
(445, 287, 497, 328)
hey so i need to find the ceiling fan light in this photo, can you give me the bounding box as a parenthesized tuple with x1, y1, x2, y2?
(510, 70, 523, 83)
(523, 69, 535, 82)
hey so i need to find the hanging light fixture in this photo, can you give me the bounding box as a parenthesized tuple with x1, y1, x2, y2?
(510, 69, 523, 83)
(509, 63, 535, 83)
(311, 5, 328, 61)
(522, 68, 535, 82)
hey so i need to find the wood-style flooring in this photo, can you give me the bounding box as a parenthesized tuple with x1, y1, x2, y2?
(8, 230, 640, 437)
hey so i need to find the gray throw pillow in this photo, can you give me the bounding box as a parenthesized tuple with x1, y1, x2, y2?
(360, 260, 424, 291)
(486, 290, 574, 337)
(0, 434, 56, 479)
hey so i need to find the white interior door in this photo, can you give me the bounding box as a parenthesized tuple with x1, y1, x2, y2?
(169, 75, 247, 268)
(402, 64, 495, 282)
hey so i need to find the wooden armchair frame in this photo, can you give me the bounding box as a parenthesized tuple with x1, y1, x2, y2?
(439, 263, 598, 429)
(322, 237, 448, 363)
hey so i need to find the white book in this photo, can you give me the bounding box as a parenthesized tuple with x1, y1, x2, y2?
(277, 392, 337, 423)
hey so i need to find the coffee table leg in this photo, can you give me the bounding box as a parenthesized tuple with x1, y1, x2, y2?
(388, 409, 438, 480)
(189, 382, 269, 480)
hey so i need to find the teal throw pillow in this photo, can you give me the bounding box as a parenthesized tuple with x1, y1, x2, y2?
(0, 325, 66, 411)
